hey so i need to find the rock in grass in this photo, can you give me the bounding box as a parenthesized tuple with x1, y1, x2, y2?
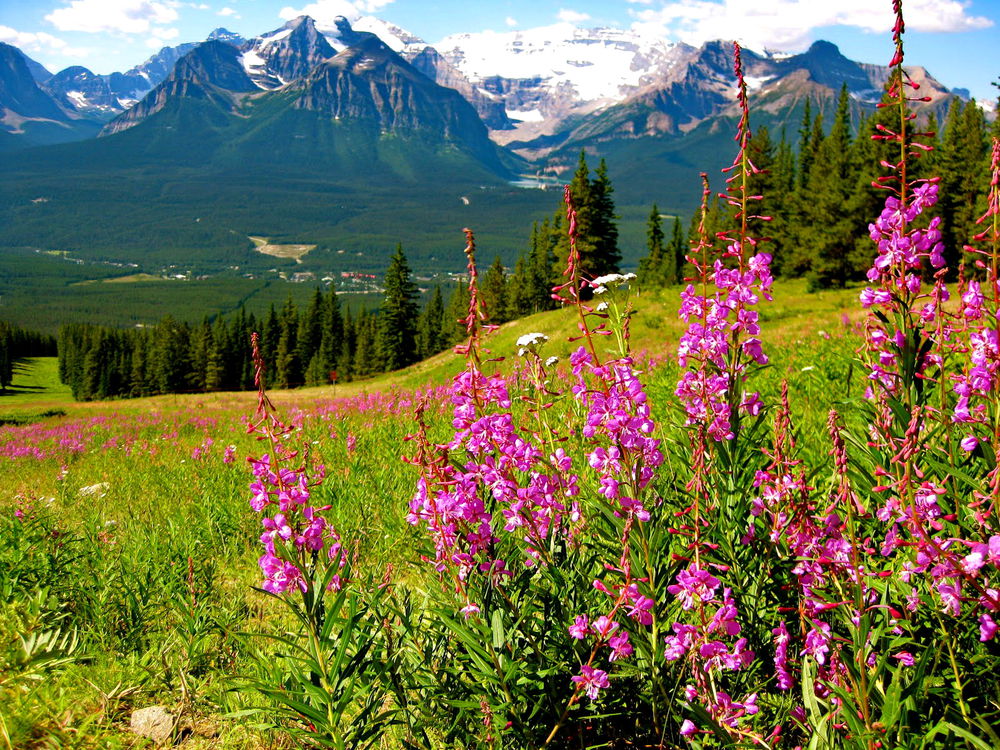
(130, 706, 174, 745)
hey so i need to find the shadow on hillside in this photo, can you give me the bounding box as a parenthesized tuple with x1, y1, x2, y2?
(1, 360, 55, 395)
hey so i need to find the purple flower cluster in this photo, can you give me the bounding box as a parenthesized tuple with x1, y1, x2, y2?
(245, 332, 347, 596)
(675, 252, 773, 441)
(663, 565, 758, 731)
(247, 452, 346, 594)
(410, 216, 663, 706)
(859, 181, 947, 395)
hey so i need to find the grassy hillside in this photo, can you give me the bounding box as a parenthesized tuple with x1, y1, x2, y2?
(0, 277, 861, 418)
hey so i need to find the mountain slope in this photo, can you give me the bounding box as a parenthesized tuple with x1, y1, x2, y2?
(101, 40, 258, 137)
(0, 42, 102, 149)
(240, 16, 337, 89)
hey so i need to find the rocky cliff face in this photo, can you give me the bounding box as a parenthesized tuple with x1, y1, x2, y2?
(101, 41, 257, 135)
(240, 16, 337, 89)
(43, 65, 148, 114)
(407, 45, 513, 130)
(0, 43, 70, 123)
(288, 28, 503, 168)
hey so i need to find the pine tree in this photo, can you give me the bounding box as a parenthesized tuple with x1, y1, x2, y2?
(188, 318, 212, 392)
(589, 158, 622, 276)
(745, 125, 776, 247)
(552, 151, 620, 284)
(417, 285, 446, 358)
(205, 318, 226, 392)
(318, 285, 344, 382)
(939, 99, 988, 271)
(152, 316, 190, 394)
(0, 323, 13, 393)
(505, 254, 533, 319)
(445, 281, 471, 345)
(638, 204, 667, 287)
(377, 244, 420, 371)
(297, 288, 324, 383)
(768, 130, 796, 275)
(801, 86, 857, 288)
(337, 307, 355, 382)
(529, 218, 559, 312)
(670, 217, 687, 284)
(353, 310, 381, 377)
(480, 255, 509, 324)
(275, 297, 301, 388)
(262, 305, 281, 384)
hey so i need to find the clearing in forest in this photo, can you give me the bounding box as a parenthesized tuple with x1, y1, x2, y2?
(249, 235, 316, 263)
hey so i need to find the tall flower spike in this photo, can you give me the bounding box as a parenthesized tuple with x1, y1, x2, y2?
(674, 43, 773, 443)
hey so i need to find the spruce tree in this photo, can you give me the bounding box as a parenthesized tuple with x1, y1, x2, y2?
(506, 254, 534, 319)
(318, 286, 344, 381)
(530, 218, 559, 312)
(275, 297, 301, 388)
(802, 86, 856, 288)
(670, 217, 686, 284)
(262, 305, 281, 383)
(638, 204, 667, 287)
(481, 255, 509, 324)
(551, 152, 622, 283)
(337, 307, 355, 382)
(589, 158, 622, 276)
(417, 285, 446, 358)
(377, 244, 420, 371)
(768, 130, 796, 275)
(445, 281, 471, 345)
(297, 288, 324, 381)
(353, 310, 381, 377)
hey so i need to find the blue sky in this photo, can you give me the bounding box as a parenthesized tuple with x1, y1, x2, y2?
(1, 0, 997, 101)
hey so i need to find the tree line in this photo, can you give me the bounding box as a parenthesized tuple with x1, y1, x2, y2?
(56, 249, 441, 401)
(638, 89, 999, 289)
(0, 321, 57, 392)
(48, 91, 998, 401)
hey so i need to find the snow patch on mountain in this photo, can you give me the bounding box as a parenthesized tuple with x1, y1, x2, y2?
(433, 23, 680, 102)
(506, 108, 543, 122)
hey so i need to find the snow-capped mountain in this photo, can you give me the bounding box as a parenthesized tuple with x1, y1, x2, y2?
(431, 24, 684, 135)
(3, 11, 973, 158)
(239, 16, 336, 89)
(96, 17, 511, 179)
(38, 28, 246, 119)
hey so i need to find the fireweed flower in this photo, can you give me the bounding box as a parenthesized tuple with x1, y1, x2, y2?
(409, 203, 663, 719)
(571, 665, 610, 701)
(245, 333, 346, 596)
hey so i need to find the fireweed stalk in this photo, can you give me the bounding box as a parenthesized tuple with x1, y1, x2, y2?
(408, 203, 664, 745)
(957, 137, 1000, 515)
(245, 332, 348, 597)
(664, 42, 770, 744)
(857, 0, 999, 650)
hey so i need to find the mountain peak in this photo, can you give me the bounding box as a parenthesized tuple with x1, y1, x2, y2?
(283, 15, 315, 30)
(207, 28, 244, 44)
(806, 40, 845, 58)
(242, 15, 337, 89)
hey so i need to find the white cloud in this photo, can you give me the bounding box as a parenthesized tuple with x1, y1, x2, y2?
(46, 0, 179, 35)
(144, 26, 180, 48)
(0, 25, 68, 51)
(218, 6, 240, 17)
(505, 16, 518, 28)
(629, 0, 992, 52)
(278, 0, 394, 26)
(0, 25, 90, 63)
(557, 8, 591, 24)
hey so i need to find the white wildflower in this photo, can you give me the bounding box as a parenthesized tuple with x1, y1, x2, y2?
(78, 482, 109, 498)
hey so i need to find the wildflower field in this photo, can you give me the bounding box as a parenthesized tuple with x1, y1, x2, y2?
(3, 4, 1000, 749)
